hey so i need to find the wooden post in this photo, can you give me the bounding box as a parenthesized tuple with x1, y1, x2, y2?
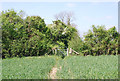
(52, 49, 54, 54)
(69, 48, 72, 55)
(67, 48, 69, 56)
(55, 48, 57, 55)
(72, 49, 79, 55)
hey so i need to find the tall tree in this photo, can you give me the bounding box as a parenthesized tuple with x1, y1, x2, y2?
(54, 11, 76, 26)
(1, 9, 50, 58)
(47, 20, 77, 49)
(83, 25, 118, 56)
(1, 9, 24, 58)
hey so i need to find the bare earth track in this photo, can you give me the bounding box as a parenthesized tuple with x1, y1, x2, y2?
(49, 65, 58, 79)
(49, 64, 62, 79)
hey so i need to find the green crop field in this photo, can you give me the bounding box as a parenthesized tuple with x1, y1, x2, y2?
(2, 56, 56, 79)
(0, 58, 1, 81)
(56, 55, 118, 79)
(2, 55, 118, 79)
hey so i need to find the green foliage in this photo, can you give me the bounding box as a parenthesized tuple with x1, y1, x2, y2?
(56, 55, 118, 79)
(1, 9, 24, 58)
(68, 25, 119, 56)
(48, 20, 77, 48)
(1, 9, 78, 58)
(2, 56, 56, 79)
(68, 32, 83, 54)
(82, 25, 118, 56)
(1, 9, 119, 58)
(1, 9, 52, 58)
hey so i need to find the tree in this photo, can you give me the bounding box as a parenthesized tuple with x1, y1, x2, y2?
(1, 9, 24, 58)
(47, 20, 77, 49)
(1, 9, 50, 58)
(83, 25, 118, 56)
(54, 11, 76, 26)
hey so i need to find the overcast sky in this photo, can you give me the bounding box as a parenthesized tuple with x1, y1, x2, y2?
(1, 2, 118, 38)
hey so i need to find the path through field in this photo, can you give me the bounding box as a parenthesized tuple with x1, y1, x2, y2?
(49, 62, 62, 79)
(49, 65, 58, 79)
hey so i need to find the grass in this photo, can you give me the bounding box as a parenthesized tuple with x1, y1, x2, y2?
(0, 58, 1, 81)
(2, 55, 118, 79)
(2, 56, 56, 79)
(56, 55, 118, 79)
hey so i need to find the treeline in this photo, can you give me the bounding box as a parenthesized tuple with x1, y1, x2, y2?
(1, 9, 77, 58)
(69, 25, 119, 56)
(1, 9, 119, 58)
